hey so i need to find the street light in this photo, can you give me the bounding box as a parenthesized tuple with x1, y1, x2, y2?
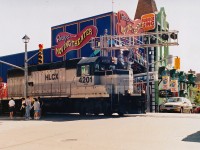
(22, 35, 30, 99)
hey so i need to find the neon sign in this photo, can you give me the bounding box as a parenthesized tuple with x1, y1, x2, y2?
(116, 10, 143, 35)
(55, 25, 97, 57)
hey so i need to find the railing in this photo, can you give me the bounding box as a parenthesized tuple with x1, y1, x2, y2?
(91, 30, 179, 50)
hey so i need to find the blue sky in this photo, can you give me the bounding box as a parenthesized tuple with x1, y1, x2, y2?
(0, 0, 199, 73)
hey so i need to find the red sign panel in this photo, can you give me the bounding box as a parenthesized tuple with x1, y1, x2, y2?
(55, 25, 98, 57)
(116, 10, 143, 35)
(141, 13, 156, 31)
(0, 82, 7, 99)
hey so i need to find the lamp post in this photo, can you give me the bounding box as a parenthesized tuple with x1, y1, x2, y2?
(22, 35, 30, 99)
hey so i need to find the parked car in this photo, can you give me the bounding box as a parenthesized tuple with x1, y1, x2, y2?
(193, 105, 200, 113)
(192, 102, 197, 112)
(159, 97, 193, 113)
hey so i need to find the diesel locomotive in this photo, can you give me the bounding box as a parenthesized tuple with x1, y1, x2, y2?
(2, 56, 145, 115)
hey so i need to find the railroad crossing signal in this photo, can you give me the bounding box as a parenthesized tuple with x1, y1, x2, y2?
(38, 44, 44, 64)
(91, 30, 179, 50)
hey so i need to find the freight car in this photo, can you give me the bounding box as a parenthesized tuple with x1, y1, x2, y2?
(2, 56, 145, 115)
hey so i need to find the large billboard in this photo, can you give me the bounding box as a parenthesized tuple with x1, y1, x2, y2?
(51, 12, 114, 62)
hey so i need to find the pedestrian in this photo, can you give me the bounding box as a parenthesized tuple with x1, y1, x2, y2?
(141, 90, 146, 113)
(33, 98, 40, 120)
(8, 98, 15, 119)
(20, 98, 26, 117)
(25, 96, 32, 120)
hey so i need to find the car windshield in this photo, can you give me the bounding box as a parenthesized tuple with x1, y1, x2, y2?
(167, 98, 182, 103)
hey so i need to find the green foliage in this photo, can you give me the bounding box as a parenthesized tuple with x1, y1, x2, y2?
(192, 88, 200, 104)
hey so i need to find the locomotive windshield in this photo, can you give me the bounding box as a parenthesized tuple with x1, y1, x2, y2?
(77, 56, 114, 76)
(81, 65, 90, 76)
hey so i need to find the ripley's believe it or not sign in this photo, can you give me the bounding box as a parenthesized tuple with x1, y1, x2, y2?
(116, 10, 143, 35)
(54, 11, 155, 57)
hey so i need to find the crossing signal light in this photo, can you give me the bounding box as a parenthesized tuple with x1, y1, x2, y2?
(174, 57, 180, 70)
(161, 34, 169, 41)
(170, 33, 178, 40)
(38, 44, 44, 64)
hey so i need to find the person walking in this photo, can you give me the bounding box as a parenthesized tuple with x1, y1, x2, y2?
(25, 96, 32, 120)
(33, 98, 40, 120)
(8, 98, 15, 119)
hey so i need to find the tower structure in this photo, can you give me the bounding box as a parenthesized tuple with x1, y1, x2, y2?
(134, 0, 157, 20)
(134, 0, 164, 112)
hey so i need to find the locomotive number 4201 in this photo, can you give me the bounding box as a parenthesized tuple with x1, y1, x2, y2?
(79, 76, 92, 83)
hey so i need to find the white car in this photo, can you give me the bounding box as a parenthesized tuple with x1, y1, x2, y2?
(159, 97, 193, 113)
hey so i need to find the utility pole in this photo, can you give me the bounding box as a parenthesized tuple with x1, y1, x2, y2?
(22, 35, 30, 99)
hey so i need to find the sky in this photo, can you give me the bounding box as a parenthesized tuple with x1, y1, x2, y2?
(0, 0, 200, 73)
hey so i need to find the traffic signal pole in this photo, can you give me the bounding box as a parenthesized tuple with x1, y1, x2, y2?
(0, 44, 42, 98)
(0, 60, 24, 71)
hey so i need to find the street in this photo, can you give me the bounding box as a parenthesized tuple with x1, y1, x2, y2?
(0, 113, 200, 150)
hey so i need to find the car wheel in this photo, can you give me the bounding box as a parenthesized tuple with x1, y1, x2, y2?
(180, 108, 183, 113)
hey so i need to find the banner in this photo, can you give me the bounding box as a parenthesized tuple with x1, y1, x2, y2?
(170, 80, 178, 92)
(54, 25, 98, 57)
(162, 76, 169, 90)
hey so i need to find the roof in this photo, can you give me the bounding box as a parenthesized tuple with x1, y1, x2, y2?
(134, 0, 158, 19)
(77, 57, 99, 65)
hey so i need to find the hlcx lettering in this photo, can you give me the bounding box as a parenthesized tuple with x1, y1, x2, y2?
(45, 73, 59, 80)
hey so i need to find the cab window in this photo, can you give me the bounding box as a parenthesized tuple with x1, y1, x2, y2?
(81, 65, 90, 75)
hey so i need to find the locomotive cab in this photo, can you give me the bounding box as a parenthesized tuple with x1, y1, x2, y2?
(76, 56, 114, 77)
(75, 56, 134, 96)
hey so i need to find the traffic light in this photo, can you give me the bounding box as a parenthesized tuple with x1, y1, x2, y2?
(38, 44, 43, 64)
(187, 74, 196, 85)
(158, 66, 166, 79)
(170, 69, 176, 78)
(178, 71, 186, 82)
(174, 57, 180, 70)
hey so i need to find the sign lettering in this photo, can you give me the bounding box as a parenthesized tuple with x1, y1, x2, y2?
(55, 25, 98, 57)
(45, 73, 59, 80)
(116, 10, 143, 35)
(141, 13, 156, 31)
